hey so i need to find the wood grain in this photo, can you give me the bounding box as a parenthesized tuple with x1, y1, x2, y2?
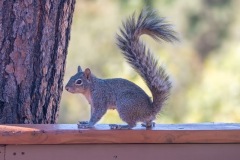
(0, 123, 240, 144)
(5, 144, 240, 160)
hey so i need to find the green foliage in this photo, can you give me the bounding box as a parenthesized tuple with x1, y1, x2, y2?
(58, 0, 240, 124)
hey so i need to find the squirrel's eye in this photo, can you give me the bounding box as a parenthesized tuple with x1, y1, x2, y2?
(75, 79, 82, 85)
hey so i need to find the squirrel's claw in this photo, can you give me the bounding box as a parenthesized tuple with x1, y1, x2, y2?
(109, 124, 120, 129)
(141, 121, 155, 128)
(109, 124, 132, 130)
(77, 121, 93, 129)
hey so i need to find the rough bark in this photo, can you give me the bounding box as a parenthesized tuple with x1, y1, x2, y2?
(0, 0, 75, 124)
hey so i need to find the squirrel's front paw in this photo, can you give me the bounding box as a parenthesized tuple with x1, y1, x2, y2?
(77, 121, 93, 129)
(78, 121, 89, 125)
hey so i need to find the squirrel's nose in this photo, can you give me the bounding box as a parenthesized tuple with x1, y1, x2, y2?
(65, 86, 70, 91)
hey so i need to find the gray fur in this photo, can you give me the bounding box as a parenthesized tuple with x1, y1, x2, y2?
(116, 8, 178, 114)
(65, 9, 178, 129)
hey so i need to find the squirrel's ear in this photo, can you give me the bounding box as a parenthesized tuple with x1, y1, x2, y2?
(84, 68, 91, 80)
(77, 66, 82, 72)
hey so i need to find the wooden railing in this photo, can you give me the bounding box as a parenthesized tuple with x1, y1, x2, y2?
(0, 123, 240, 160)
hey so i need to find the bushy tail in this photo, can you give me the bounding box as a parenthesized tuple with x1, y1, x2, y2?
(116, 9, 179, 114)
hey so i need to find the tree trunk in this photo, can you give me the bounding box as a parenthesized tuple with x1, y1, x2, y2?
(0, 0, 75, 124)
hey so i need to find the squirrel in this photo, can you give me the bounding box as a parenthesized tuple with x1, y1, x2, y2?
(65, 9, 179, 129)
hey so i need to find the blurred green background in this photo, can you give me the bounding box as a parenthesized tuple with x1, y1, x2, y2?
(59, 0, 240, 124)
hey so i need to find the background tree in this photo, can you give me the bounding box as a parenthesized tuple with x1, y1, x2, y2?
(0, 0, 75, 124)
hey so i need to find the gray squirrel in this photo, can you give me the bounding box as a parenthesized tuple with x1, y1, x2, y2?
(65, 9, 178, 129)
